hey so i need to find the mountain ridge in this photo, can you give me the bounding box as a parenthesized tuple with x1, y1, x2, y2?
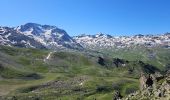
(0, 23, 170, 50)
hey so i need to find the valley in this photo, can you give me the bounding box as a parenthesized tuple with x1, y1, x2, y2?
(0, 23, 170, 100)
(0, 44, 169, 100)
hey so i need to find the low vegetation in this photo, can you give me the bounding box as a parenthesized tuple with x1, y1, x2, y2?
(0, 45, 169, 100)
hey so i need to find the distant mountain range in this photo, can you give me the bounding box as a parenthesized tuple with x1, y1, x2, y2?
(0, 23, 170, 50)
(74, 33, 170, 50)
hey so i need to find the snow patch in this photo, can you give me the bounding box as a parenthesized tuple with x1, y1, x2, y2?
(44, 52, 53, 62)
(4, 33, 11, 38)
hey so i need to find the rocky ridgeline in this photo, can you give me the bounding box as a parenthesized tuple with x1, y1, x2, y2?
(122, 71, 170, 100)
(1, 23, 170, 51)
(74, 33, 170, 49)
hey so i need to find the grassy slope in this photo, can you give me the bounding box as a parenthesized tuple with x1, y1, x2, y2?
(0, 45, 169, 100)
(99, 46, 170, 70)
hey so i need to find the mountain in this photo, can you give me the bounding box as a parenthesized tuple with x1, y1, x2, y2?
(0, 23, 82, 50)
(1, 23, 170, 100)
(0, 23, 170, 51)
(0, 37, 170, 99)
(74, 33, 170, 50)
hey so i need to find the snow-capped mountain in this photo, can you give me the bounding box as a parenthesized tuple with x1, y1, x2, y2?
(73, 33, 170, 50)
(0, 23, 82, 49)
(0, 23, 170, 50)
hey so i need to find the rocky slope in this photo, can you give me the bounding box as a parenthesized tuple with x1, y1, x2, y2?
(122, 71, 170, 100)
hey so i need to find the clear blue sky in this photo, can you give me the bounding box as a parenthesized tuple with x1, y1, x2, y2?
(0, 0, 170, 36)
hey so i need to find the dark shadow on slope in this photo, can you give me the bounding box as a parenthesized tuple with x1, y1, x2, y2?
(138, 61, 160, 74)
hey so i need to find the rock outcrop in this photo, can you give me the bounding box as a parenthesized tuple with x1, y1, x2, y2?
(112, 58, 128, 67)
(123, 71, 170, 100)
(113, 91, 123, 100)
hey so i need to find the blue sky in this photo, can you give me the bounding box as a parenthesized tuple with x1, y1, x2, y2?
(0, 0, 170, 36)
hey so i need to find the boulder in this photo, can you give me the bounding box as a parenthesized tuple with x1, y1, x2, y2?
(113, 91, 122, 100)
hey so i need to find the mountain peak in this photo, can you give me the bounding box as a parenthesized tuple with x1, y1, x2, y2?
(17, 23, 58, 34)
(95, 33, 104, 37)
(95, 33, 113, 38)
(0, 23, 82, 50)
(24, 22, 41, 26)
